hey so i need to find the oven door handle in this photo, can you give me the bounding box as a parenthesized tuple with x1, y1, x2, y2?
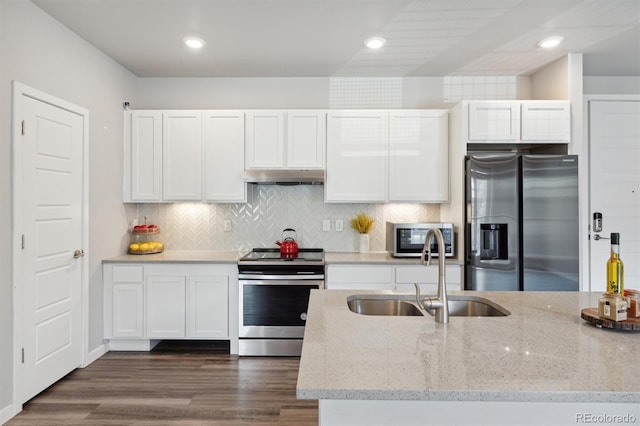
(239, 279, 325, 288)
(238, 274, 324, 281)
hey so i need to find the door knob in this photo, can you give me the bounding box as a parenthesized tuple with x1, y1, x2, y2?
(593, 234, 609, 241)
(73, 249, 85, 259)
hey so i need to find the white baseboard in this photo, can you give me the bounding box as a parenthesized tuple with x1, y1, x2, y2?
(83, 343, 109, 367)
(0, 402, 20, 425)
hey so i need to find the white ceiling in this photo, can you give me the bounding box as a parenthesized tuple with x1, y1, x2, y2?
(32, 0, 640, 78)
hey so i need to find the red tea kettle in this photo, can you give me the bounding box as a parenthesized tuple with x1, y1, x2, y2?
(276, 228, 299, 255)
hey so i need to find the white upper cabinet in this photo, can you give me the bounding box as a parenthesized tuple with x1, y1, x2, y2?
(125, 111, 162, 202)
(287, 110, 326, 169)
(245, 111, 285, 168)
(468, 101, 520, 141)
(203, 111, 246, 202)
(163, 110, 203, 201)
(245, 110, 325, 170)
(520, 101, 570, 142)
(466, 100, 570, 144)
(388, 110, 449, 202)
(326, 110, 448, 203)
(325, 111, 388, 202)
(124, 109, 246, 203)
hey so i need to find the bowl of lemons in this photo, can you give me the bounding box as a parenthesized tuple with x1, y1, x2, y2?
(128, 240, 164, 255)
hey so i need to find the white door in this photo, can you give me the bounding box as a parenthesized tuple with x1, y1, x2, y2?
(18, 89, 85, 402)
(589, 101, 640, 291)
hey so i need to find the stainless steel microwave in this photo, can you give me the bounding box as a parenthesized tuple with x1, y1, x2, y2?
(386, 222, 455, 258)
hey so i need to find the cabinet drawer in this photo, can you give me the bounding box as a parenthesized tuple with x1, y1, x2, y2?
(395, 266, 461, 284)
(327, 266, 393, 284)
(113, 265, 144, 282)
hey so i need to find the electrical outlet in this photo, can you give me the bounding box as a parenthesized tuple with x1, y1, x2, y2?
(224, 220, 232, 232)
(336, 219, 344, 232)
(322, 219, 331, 232)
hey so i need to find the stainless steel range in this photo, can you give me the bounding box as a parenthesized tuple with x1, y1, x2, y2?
(238, 248, 325, 356)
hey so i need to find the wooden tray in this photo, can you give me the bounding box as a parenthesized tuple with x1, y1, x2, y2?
(581, 308, 640, 331)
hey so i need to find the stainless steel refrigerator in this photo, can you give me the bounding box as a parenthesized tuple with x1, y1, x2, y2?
(465, 154, 579, 291)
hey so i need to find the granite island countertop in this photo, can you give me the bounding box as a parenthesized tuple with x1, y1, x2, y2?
(296, 290, 640, 404)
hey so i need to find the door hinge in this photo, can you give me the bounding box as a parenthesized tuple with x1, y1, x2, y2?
(21, 120, 25, 136)
(21, 348, 24, 364)
(21, 234, 25, 250)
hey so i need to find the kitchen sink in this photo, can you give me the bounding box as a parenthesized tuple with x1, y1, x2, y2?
(424, 295, 510, 317)
(347, 298, 424, 316)
(347, 295, 510, 317)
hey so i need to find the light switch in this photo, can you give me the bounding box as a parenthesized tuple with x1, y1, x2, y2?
(224, 220, 232, 232)
(336, 220, 344, 232)
(322, 219, 331, 232)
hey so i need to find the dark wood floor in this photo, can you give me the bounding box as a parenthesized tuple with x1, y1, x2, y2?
(7, 341, 318, 425)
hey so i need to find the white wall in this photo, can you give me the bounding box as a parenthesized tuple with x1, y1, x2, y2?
(531, 56, 569, 100)
(584, 76, 640, 95)
(0, 0, 137, 417)
(136, 76, 453, 110)
(136, 77, 330, 109)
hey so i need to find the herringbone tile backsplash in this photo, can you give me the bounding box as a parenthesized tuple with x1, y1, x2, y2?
(137, 186, 439, 252)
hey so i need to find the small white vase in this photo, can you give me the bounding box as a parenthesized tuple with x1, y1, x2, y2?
(358, 233, 370, 253)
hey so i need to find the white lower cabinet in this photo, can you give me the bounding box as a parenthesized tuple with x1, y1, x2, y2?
(188, 275, 229, 338)
(112, 284, 144, 338)
(326, 265, 395, 290)
(104, 263, 237, 351)
(394, 265, 462, 294)
(146, 275, 187, 338)
(326, 264, 462, 293)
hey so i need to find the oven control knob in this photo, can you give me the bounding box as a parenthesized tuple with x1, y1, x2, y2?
(300, 312, 307, 321)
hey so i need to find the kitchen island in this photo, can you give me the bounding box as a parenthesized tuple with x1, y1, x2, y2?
(296, 290, 640, 426)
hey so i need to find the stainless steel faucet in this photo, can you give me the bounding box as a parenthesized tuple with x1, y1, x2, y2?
(414, 227, 449, 324)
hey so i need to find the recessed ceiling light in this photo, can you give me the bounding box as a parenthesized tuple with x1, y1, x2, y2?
(183, 37, 205, 49)
(364, 36, 386, 49)
(536, 36, 564, 49)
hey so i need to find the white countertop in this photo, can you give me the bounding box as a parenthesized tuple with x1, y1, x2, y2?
(103, 250, 462, 266)
(325, 251, 463, 265)
(296, 290, 640, 403)
(102, 250, 243, 263)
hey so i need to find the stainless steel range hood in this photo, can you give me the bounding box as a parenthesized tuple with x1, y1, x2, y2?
(243, 169, 324, 185)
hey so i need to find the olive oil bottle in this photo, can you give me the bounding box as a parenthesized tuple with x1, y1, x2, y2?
(606, 232, 624, 294)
